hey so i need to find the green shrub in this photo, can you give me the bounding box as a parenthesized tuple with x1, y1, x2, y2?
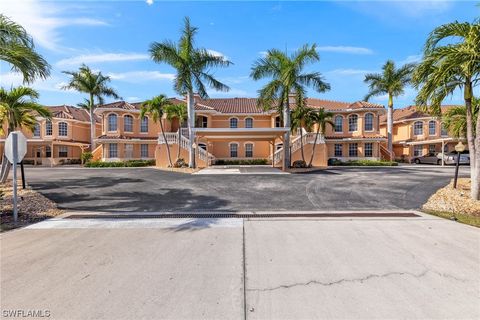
(292, 160, 307, 168)
(173, 158, 188, 168)
(81, 152, 93, 164)
(85, 160, 155, 168)
(214, 159, 268, 165)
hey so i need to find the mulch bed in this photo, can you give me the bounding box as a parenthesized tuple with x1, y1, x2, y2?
(1, 181, 64, 232)
(422, 178, 480, 216)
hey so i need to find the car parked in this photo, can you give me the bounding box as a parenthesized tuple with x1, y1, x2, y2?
(411, 152, 470, 165)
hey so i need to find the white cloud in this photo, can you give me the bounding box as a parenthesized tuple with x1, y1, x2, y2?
(0, 71, 71, 93)
(107, 71, 175, 83)
(207, 49, 229, 61)
(56, 53, 150, 67)
(126, 96, 140, 102)
(207, 88, 248, 97)
(146, 0, 154, 5)
(326, 69, 375, 76)
(1, 0, 108, 51)
(399, 54, 422, 65)
(220, 76, 249, 84)
(317, 46, 373, 55)
(258, 51, 268, 58)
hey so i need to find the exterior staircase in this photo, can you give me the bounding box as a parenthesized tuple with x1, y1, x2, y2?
(380, 144, 395, 161)
(271, 129, 325, 165)
(159, 130, 214, 164)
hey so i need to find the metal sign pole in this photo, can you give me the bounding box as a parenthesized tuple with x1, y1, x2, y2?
(12, 133, 18, 222)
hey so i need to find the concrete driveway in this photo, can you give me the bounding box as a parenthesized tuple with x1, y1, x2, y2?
(1, 214, 479, 319)
(21, 165, 469, 212)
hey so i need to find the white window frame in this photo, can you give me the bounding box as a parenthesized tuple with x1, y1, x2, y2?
(229, 142, 238, 157)
(124, 115, 133, 132)
(364, 113, 374, 132)
(348, 114, 358, 132)
(245, 118, 253, 129)
(45, 120, 52, 136)
(349, 143, 358, 157)
(140, 144, 149, 158)
(109, 143, 118, 158)
(364, 142, 373, 157)
(334, 144, 342, 157)
(413, 121, 423, 136)
(428, 120, 436, 136)
(108, 113, 118, 132)
(245, 143, 253, 158)
(414, 145, 423, 157)
(334, 115, 343, 133)
(229, 117, 238, 129)
(140, 116, 149, 133)
(33, 123, 41, 137)
(58, 146, 68, 158)
(58, 122, 68, 137)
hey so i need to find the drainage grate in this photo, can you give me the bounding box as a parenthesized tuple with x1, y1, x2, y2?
(65, 212, 420, 219)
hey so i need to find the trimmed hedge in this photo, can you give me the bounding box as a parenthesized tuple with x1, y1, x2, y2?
(85, 160, 155, 168)
(329, 159, 398, 166)
(214, 159, 268, 165)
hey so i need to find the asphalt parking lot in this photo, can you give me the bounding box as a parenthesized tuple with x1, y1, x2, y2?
(22, 165, 470, 212)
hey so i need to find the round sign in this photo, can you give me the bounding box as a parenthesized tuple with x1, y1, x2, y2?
(4, 131, 27, 164)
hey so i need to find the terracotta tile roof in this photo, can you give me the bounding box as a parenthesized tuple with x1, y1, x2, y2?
(380, 105, 459, 123)
(325, 134, 386, 139)
(96, 135, 157, 140)
(98, 99, 186, 111)
(46, 105, 97, 123)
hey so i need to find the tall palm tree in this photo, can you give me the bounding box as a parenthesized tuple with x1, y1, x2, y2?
(0, 86, 51, 182)
(250, 44, 330, 169)
(149, 17, 232, 168)
(290, 103, 313, 162)
(413, 20, 480, 200)
(0, 14, 50, 83)
(141, 95, 175, 167)
(442, 98, 479, 139)
(364, 60, 416, 154)
(62, 64, 120, 150)
(165, 103, 187, 160)
(307, 108, 334, 167)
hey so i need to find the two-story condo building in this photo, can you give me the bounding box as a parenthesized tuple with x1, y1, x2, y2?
(0, 105, 100, 166)
(93, 96, 387, 169)
(380, 105, 466, 162)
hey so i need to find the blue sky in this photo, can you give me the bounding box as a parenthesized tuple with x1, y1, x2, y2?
(1, 0, 478, 108)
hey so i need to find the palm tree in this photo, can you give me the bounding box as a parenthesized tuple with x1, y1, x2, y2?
(0, 86, 51, 182)
(165, 103, 187, 161)
(290, 103, 313, 162)
(62, 64, 120, 150)
(413, 20, 480, 200)
(250, 44, 330, 169)
(0, 14, 50, 83)
(141, 95, 175, 167)
(307, 108, 334, 167)
(364, 60, 416, 155)
(149, 17, 232, 168)
(442, 98, 479, 139)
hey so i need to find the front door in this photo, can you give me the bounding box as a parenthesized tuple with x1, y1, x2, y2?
(125, 144, 133, 159)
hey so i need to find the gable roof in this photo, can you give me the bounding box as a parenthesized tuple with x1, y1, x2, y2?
(46, 105, 95, 123)
(380, 105, 459, 124)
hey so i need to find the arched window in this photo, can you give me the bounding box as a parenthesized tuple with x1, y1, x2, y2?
(364, 113, 374, 131)
(245, 143, 253, 157)
(428, 120, 436, 135)
(58, 122, 68, 137)
(245, 118, 253, 128)
(108, 114, 117, 131)
(348, 114, 358, 132)
(230, 143, 238, 157)
(413, 121, 423, 135)
(275, 116, 281, 128)
(33, 123, 40, 137)
(140, 116, 148, 133)
(334, 115, 343, 132)
(230, 117, 238, 129)
(45, 120, 52, 136)
(124, 115, 133, 132)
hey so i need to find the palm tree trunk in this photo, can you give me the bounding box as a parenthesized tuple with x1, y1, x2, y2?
(0, 127, 13, 183)
(300, 127, 305, 162)
(387, 94, 393, 155)
(177, 127, 181, 160)
(308, 126, 321, 167)
(187, 91, 195, 168)
(160, 119, 173, 167)
(465, 81, 479, 200)
(283, 100, 291, 169)
(89, 94, 95, 151)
